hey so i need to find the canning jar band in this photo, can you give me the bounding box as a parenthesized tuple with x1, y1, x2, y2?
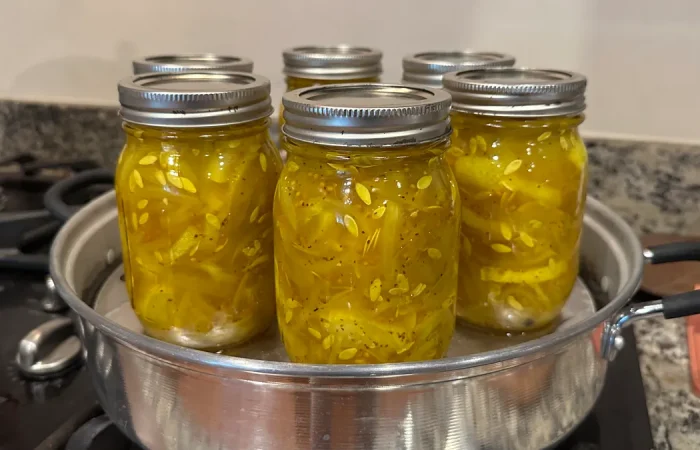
(118, 71, 273, 127)
(284, 67, 382, 80)
(281, 121, 452, 148)
(283, 45, 382, 80)
(444, 68, 587, 118)
(282, 83, 451, 147)
(133, 54, 254, 75)
(120, 100, 274, 128)
(402, 51, 516, 87)
(449, 101, 585, 118)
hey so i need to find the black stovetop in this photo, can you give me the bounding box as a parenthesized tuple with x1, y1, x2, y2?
(0, 272, 99, 450)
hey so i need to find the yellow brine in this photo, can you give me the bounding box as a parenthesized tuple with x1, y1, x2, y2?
(443, 68, 588, 333)
(116, 71, 281, 349)
(276, 83, 458, 363)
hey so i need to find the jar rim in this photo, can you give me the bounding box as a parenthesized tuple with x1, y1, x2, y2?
(132, 54, 254, 75)
(281, 83, 452, 147)
(283, 45, 382, 80)
(402, 51, 516, 88)
(118, 71, 272, 127)
(443, 68, 587, 118)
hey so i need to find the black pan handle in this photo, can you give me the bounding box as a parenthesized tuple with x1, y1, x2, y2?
(601, 242, 700, 360)
(644, 243, 700, 319)
(44, 168, 114, 222)
(661, 290, 700, 319)
(644, 242, 700, 265)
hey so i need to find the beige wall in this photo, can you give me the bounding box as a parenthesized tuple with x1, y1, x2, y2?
(1, 0, 699, 142)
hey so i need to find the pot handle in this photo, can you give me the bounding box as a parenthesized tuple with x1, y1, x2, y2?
(643, 242, 700, 265)
(600, 243, 700, 361)
(645, 243, 700, 318)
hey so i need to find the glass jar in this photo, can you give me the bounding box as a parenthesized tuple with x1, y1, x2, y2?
(276, 84, 460, 364)
(402, 51, 515, 88)
(279, 46, 382, 130)
(116, 71, 282, 350)
(132, 54, 254, 74)
(443, 68, 588, 333)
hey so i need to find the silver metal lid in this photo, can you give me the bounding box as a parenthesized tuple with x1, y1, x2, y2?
(443, 68, 587, 117)
(118, 71, 272, 128)
(132, 54, 254, 75)
(402, 51, 516, 87)
(283, 45, 382, 80)
(281, 83, 451, 147)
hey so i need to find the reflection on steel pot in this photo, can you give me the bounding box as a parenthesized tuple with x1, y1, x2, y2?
(50, 191, 700, 450)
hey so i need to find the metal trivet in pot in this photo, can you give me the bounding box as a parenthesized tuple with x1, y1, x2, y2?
(92, 264, 597, 361)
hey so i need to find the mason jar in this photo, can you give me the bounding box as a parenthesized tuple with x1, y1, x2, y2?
(276, 84, 460, 364)
(279, 45, 382, 130)
(443, 68, 588, 333)
(116, 71, 282, 349)
(132, 54, 254, 74)
(402, 51, 515, 88)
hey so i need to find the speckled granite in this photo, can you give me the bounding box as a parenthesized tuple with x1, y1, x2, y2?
(587, 139, 700, 450)
(636, 317, 700, 450)
(587, 140, 700, 236)
(0, 100, 122, 168)
(2, 100, 700, 449)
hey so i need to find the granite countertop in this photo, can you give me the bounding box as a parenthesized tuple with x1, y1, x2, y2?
(2, 100, 700, 449)
(588, 140, 700, 449)
(636, 317, 699, 449)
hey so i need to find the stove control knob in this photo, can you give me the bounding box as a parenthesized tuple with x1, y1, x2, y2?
(16, 316, 82, 379)
(41, 275, 67, 313)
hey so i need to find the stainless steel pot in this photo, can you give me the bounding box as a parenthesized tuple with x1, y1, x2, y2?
(50, 191, 700, 450)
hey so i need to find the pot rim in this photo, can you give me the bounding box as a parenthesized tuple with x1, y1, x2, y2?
(50, 191, 643, 378)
